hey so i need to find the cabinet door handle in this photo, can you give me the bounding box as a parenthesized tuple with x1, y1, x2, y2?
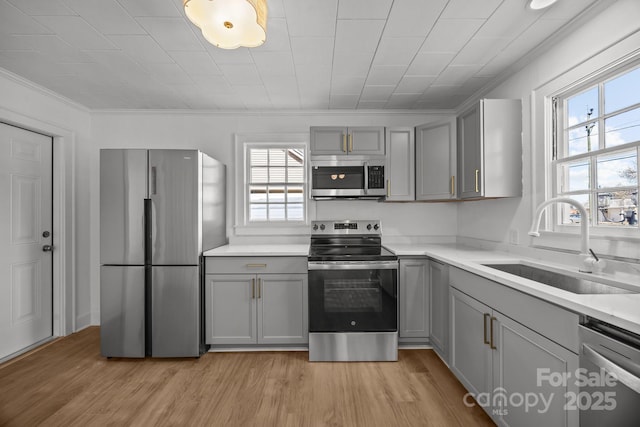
(386, 180, 390, 198)
(490, 316, 497, 350)
(483, 313, 490, 345)
(342, 134, 347, 152)
(246, 263, 267, 268)
(257, 278, 262, 299)
(475, 169, 480, 193)
(450, 175, 455, 196)
(251, 278, 255, 299)
(348, 134, 353, 152)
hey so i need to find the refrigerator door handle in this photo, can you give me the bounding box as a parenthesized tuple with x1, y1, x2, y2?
(151, 166, 157, 195)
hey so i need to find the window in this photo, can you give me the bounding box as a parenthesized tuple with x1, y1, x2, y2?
(553, 64, 640, 231)
(246, 146, 305, 222)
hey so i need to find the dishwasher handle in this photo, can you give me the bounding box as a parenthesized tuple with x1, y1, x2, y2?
(583, 343, 640, 394)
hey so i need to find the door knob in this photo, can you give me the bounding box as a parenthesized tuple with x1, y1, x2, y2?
(42, 245, 53, 252)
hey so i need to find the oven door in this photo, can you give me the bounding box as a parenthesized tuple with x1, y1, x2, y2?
(308, 261, 397, 333)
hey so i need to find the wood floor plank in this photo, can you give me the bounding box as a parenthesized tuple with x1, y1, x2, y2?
(0, 328, 495, 426)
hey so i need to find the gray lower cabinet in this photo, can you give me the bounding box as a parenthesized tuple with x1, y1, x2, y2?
(205, 257, 308, 346)
(450, 287, 579, 427)
(399, 258, 429, 339)
(428, 260, 449, 361)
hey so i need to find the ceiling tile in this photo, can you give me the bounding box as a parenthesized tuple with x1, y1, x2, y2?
(385, 93, 420, 109)
(372, 37, 424, 66)
(332, 52, 375, 77)
(330, 94, 359, 109)
(62, 0, 145, 35)
(206, 46, 254, 64)
(432, 65, 482, 86)
(2, 35, 89, 63)
(251, 51, 296, 76)
(338, 0, 393, 19)
(137, 17, 204, 51)
(540, 0, 599, 19)
(357, 100, 387, 109)
(6, 0, 73, 16)
(235, 85, 271, 108)
(395, 75, 437, 94)
(473, 0, 538, 40)
(169, 51, 222, 76)
(283, 0, 338, 37)
(383, 0, 448, 38)
(335, 20, 385, 54)
(360, 85, 395, 101)
(219, 63, 261, 85)
(420, 19, 485, 53)
(440, 0, 503, 19)
(253, 18, 291, 52)
(406, 52, 456, 75)
(331, 76, 366, 95)
(108, 35, 174, 63)
(267, 0, 286, 18)
(145, 62, 195, 85)
(450, 37, 509, 66)
(116, 0, 181, 17)
(365, 65, 406, 86)
(291, 37, 333, 71)
(0, 2, 53, 35)
(33, 16, 117, 50)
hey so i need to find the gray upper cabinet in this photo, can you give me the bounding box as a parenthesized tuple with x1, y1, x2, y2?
(416, 119, 457, 201)
(310, 126, 385, 156)
(385, 128, 415, 201)
(457, 99, 522, 199)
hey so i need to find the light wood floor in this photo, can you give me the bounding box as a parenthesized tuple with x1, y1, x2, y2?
(0, 327, 494, 426)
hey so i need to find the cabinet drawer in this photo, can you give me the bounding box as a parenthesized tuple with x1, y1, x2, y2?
(450, 267, 579, 353)
(206, 256, 308, 275)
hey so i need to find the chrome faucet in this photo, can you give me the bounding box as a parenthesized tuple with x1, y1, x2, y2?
(528, 197, 603, 273)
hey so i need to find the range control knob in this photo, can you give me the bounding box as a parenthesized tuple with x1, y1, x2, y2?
(374, 224, 379, 231)
(367, 224, 372, 231)
(320, 224, 325, 231)
(312, 224, 318, 231)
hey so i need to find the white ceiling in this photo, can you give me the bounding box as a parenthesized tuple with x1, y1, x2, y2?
(0, 0, 597, 110)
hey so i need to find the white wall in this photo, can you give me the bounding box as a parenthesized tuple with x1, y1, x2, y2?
(0, 70, 93, 331)
(90, 111, 459, 323)
(457, 0, 640, 261)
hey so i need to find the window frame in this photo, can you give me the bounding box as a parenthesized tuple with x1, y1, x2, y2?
(551, 61, 640, 238)
(233, 133, 312, 235)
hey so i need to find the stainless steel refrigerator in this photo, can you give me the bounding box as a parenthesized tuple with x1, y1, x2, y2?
(100, 149, 226, 358)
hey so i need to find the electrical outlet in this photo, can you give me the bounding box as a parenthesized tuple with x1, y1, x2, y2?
(509, 229, 519, 245)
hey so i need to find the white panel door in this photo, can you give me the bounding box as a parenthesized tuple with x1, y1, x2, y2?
(0, 122, 53, 360)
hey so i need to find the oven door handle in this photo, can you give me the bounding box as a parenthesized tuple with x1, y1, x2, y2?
(308, 261, 398, 270)
(583, 343, 640, 394)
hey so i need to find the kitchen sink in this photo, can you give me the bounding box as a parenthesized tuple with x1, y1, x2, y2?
(482, 263, 637, 294)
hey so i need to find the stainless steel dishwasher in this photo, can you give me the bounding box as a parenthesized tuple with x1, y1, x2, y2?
(579, 318, 640, 426)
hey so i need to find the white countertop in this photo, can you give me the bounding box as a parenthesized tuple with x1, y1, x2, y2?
(204, 244, 309, 257)
(385, 243, 640, 336)
(204, 241, 640, 335)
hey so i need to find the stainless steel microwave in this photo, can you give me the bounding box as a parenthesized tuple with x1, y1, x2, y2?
(310, 160, 386, 199)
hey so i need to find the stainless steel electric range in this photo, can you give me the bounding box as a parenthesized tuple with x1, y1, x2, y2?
(307, 220, 398, 362)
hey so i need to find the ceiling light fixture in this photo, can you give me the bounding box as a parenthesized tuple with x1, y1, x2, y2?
(184, 0, 267, 49)
(527, 0, 559, 10)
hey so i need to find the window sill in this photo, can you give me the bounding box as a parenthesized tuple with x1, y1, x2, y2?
(234, 223, 311, 236)
(530, 230, 640, 262)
